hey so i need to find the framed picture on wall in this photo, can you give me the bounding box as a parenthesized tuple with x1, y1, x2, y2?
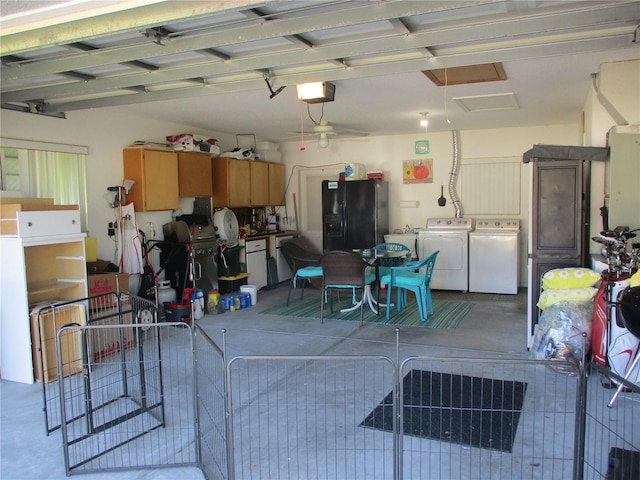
(403, 159, 433, 184)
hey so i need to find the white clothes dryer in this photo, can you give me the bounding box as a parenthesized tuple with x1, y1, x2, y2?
(418, 218, 474, 292)
(469, 219, 520, 294)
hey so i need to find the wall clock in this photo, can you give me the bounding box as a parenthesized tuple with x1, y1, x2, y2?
(415, 140, 430, 154)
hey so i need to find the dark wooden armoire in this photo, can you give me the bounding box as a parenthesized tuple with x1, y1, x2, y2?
(523, 145, 609, 346)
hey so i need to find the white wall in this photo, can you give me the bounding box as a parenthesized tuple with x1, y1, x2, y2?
(1, 108, 238, 265)
(1, 107, 584, 288)
(278, 124, 580, 286)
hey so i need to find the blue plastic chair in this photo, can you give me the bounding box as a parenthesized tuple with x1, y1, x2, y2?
(372, 242, 412, 279)
(379, 251, 439, 321)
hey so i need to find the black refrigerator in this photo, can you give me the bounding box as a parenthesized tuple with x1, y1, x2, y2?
(322, 179, 389, 252)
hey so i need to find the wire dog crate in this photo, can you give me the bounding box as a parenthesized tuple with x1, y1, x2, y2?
(35, 293, 157, 435)
(53, 294, 198, 475)
(35, 292, 199, 475)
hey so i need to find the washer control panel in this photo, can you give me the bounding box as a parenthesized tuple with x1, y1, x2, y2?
(425, 217, 475, 230)
(474, 219, 520, 231)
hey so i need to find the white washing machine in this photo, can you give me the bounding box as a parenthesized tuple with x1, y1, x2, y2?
(469, 219, 520, 294)
(384, 233, 418, 259)
(418, 218, 474, 292)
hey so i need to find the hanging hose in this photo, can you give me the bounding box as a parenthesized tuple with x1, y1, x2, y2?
(449, 130, 463, 218)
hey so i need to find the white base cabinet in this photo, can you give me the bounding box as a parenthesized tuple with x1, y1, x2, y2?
(245, 239, 268, 290)
(1, 209, 87, 384)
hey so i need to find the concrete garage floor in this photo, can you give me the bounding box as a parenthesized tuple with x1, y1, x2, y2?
(1, 284, 529, 479)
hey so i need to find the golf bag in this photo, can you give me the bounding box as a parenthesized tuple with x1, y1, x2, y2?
(592, 274, 640, 383)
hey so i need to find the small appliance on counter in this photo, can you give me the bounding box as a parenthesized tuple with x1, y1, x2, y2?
(267, 214, 281, 232)
(249, 208, 265, 233)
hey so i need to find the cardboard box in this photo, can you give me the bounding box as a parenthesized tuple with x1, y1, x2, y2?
(87, 273, 130, 307)
(367, 171, 384, 180)
(30, 303, 85, 383)
(86, 260, 118, 275)
(87, 303, 136, 363)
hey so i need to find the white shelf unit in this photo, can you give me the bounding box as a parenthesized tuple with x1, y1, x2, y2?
(1, 211, 87, 384)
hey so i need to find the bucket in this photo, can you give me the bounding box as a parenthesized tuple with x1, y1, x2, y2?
(240, 285, 257, 306)
(163, 302, 191, 323)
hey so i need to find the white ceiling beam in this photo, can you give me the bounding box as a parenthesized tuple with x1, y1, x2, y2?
(1, 1, 501, 79)
(388, 18, 411, 35)
(0, 0, 268, 55)
(4, 15, 637, 103)
(29, 34, 635, 114)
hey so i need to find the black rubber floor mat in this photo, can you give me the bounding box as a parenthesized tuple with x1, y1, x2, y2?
(361, 369, 527, 453)
(607, 447, 640, 480)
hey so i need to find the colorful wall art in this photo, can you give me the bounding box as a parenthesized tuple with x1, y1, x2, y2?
(403, 158, 433, 184)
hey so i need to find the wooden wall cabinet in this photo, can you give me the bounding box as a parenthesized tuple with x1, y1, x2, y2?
(250, 161, 270, 206)
(178, 151, 213, 197)
(212, 157, 285, 207)
(268, 163, 286, 206)
(212, 157, 251, 207)
(123, 148, 179, 211)
(1, 206, 87, 384)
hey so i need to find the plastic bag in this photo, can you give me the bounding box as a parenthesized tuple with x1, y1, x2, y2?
(531, 301, 594, 371)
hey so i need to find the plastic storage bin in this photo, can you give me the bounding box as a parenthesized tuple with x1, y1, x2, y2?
(218, 245, 242, 277)
(218, 273, 249, 294)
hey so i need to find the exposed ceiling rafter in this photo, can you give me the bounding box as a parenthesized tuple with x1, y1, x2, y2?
(1, 1, 494, 80)
(1, 0, 638, 125)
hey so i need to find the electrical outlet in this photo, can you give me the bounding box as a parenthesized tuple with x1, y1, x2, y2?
(108, 222, 115, 236)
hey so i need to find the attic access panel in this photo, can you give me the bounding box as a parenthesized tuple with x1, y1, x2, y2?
(422, 63, 507, 86)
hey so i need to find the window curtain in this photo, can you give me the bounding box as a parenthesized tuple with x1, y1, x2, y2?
(28, 150, 88, 231)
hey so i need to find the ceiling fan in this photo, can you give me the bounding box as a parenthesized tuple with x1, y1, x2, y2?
(293, 120, 368, 148)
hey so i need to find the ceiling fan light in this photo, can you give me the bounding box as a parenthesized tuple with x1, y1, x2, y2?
(419, 112, 429, 127)
(297, 82, 335, 103)
(318, 132, 329, 148)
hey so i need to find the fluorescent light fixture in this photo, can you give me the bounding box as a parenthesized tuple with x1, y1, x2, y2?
(297, 81, 335, 103)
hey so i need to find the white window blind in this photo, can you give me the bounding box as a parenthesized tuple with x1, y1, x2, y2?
(459, 157, 521, 215)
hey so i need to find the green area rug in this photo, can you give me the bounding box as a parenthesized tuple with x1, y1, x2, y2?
(259, 293, 474, 329)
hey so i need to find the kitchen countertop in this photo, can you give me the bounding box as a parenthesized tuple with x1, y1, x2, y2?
(244, 230, 299, 240)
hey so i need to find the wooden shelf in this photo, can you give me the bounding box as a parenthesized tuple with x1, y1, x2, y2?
(2, 232, 88, 384)
(28, 280, 82, 299)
